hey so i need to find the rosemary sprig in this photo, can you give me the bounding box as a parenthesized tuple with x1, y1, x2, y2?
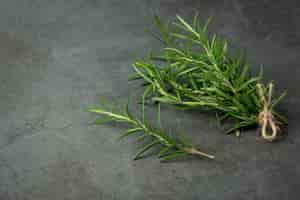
(88, 102, 214, 160)
(130, 14, 287, 141)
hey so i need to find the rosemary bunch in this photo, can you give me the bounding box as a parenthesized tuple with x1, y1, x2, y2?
(88, 102, 214, 160)
(130, 15, 287, 141)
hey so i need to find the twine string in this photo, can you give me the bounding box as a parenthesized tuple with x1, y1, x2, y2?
(257, 83, 279, 141)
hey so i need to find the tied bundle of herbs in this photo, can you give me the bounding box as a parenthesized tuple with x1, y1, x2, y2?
(130, 15, 287, 142)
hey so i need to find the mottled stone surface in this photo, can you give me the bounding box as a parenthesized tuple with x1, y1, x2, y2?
(0, 0, 299, 199)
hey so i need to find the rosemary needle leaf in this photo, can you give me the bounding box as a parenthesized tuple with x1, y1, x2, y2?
(88, 108, 131, 123)
(237, 77, 261, 92)
(134, 140, 160, 160)
(133, 64, 153, 84)
(272, 111, 288, 124)
(137, 134, 148, 142)
(176, 15, 200, 38)
(118, 128, 143, 141)
(158, 145, 174, 158)
(271, 90, 287, 109)
(128, 73, 142, 81)
(93, 116, 114, 125)
(153, 15, 172, 45)
(161, 151, 187, 161)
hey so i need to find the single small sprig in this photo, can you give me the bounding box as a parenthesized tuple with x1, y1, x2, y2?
(88, 101, 214, 161)
(130, 14, 287, 141)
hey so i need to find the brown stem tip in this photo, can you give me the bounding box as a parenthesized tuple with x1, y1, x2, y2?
(183, 147, 215, 159)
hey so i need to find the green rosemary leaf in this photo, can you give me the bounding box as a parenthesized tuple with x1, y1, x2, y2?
(189, 74, 198, 90)
(226, 119, 257, 134)
(137, 134, 148, 142)
(150, 55, 168, 62)
(118, 128, 143, 141)
(258, 65, 264, 80)
(202, 16, 213, 35)
(160, 151, 187, 161)
(153, 15, 172, 45)
(176, 15, 200, 39)
(237, 77, 260, 92)
(270, 90, 287, 109)
(133, 64, 153, 84)
(210, 34, 217, 49)
(158, 145, 174, 157)
(93, 117, 114, 125)
(88, 108, 132, 123)
(218, 113, 230, 122)
(128, 73, 142, 81)
(239, 63, 250, 82)
(177, 66, 200, 77)
(157, 103, 162, 128)
(143, 85, 153, 99)
(178, 132, 193, 147)
(164, 47, 186, 56)
(142, 85, 153, 122)
(170, 32, 188, 40)
(272, 111, 288, 124)
(126, 99, 136, 122)
(193, 13, 199, 29)
(135, 62, 155, 77)
(134, 140, 160, 160)
(222, 40, 228, 55)
(152, 96, 177, 104)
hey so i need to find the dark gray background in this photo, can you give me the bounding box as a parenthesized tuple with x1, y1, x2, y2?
(0, 0, 299, 199)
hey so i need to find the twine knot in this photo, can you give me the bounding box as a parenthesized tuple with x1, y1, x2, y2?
(257, 83, 280, 142)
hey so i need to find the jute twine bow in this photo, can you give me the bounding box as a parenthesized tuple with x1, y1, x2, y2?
(257, 83, 280, 142)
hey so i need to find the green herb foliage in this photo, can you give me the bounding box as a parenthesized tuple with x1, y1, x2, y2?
(130, 14, 286, 135)
(88, 101, 214, 161)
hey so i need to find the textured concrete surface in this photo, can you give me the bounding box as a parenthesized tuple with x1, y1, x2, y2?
(0, 0, 300, 199)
